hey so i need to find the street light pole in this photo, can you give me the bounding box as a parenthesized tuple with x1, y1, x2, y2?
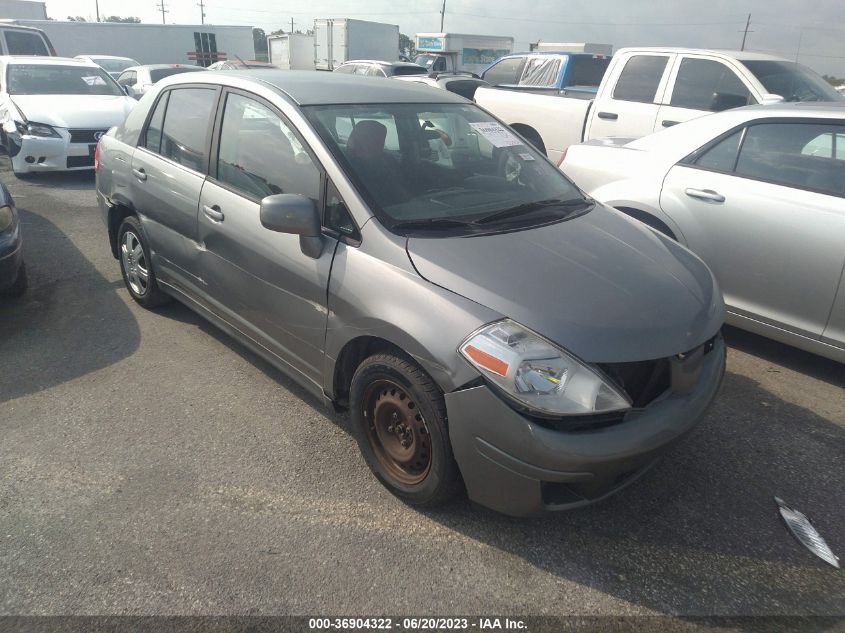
(440, 0, 445, 31)
(95, 0, 100, 21)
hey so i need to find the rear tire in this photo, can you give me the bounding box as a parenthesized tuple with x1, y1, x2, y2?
(349, 353, 462, 507)
(117, 216, 170, 308)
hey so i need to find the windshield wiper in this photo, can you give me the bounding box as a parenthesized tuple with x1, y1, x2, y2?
(391, 218, 475, 231)
(474, 197, 593, 225)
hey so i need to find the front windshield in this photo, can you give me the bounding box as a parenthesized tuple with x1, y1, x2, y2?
(305, 103, 588, 233)
(414, 55, 439, 69)
(7, 64, 123, 96)
(94, 58, 138, 73)
(742, 60, 844, 102)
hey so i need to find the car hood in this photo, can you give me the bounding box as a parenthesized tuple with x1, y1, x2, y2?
(406, 205, 724, 363)
(10, 95, 135, 129)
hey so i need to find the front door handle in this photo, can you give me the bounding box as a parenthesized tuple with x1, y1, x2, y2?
(597, 111, 618, 120)
(685, 188, 725, 203)
(662, 120, 679, 127)
(203, 204, 224, 222)
(132, 167, 147, 181)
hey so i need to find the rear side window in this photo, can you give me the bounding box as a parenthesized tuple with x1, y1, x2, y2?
(735, 122, 845, 195)
(613, 55, 669, 103)
(334, 64, 356, 74)
(158, 88, 216, 171)
(149, 67, 204, 82)
(4, 30, 49, 56)
(566, 56, 611, 87)
(482, 57, 526, 86)
(694, 130, 742, 172)
(671, 58, 752, 111)
(144, 93, 168, 153)
(519, 57, 561, 87)
(117, 71, 136, 87)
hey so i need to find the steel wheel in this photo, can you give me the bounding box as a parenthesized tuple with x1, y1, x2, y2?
(362, 379, 432, 486)
(120, 229, 149, 296)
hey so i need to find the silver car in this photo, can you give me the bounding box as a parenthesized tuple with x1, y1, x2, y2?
(562, 103, 845, 363)
(95, 71, 725, 516)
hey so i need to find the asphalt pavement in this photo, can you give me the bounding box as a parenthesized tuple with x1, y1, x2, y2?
(0, 161, 843, 624)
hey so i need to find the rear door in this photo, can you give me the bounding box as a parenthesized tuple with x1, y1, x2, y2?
(198, 89, 342, 387)
(659, 119, 845, 338)
(587, 53, 673, 139)
(655, 55, 756, 132)
(130, 85, 219, 292)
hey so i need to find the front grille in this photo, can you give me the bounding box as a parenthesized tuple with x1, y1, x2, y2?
(67, 155, 94, 168)
(599, 358, 671, 408)
(69, 129, 107, 144)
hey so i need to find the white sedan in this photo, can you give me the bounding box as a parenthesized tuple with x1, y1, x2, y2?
(0, 56, 135, 174)
(561, 102, 845, 363)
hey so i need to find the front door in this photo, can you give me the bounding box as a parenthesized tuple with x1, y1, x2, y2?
(660, 120, 845, 338)
(198, 90, 338, 388)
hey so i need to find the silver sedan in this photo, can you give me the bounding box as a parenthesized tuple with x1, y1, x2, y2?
(562, 102, 845, 363)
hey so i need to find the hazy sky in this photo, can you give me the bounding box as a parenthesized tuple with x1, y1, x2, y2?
(43, 0, 845, 75)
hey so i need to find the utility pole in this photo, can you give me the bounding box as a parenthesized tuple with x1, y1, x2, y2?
(740, 13, 752, 51)
(95, 0, 100, 22)
(197, 0, 206, 24)
(439, 0, 445, 32)
(156, 1, 169, 24)
(290, 18, 295, 33)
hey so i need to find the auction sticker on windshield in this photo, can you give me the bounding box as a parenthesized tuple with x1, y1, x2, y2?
(468, 121, 523, 148)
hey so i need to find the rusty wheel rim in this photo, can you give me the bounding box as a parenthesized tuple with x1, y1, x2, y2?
(363, 379, 432, 486)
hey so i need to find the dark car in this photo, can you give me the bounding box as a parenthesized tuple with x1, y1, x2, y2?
(0, 182, 26, 296)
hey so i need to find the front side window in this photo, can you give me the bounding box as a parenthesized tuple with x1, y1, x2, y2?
(613, 55, 669, 103)
(4, 31, 49, 56)
(735, 122, 845, 195)
(158, 88, 216, 172)
(117, 71, 136, 87)
(482, 57, 525, 86)
(216, 93, 320, 202)
(519, 57, 561, 87)
(742, 60, 844, 102)
(671, 58, 752, 111)
(149, 67, 205, 82)
(334, 64, 356, 74)
(6, 64, 123, 96)
(305, 103, 588, 234)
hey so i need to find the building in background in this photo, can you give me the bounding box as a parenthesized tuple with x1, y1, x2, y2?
(3, 20, 255, 66)
(0, 0, 47, 20)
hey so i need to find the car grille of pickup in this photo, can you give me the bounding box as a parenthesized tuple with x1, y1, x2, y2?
(69, 129, 107, 144)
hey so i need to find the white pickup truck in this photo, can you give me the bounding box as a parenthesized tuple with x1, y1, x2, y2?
(475, 47, 844, 164)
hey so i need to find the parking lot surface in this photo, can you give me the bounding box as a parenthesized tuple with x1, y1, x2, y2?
(1, 162, 843, 620)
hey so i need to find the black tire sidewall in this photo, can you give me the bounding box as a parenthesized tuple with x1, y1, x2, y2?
(350, 355, 458, 506)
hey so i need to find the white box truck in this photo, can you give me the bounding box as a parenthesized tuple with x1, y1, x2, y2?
(314, 18, 399, 71)
(413, 33, 514, 75)
(268, 33, 315, 70)
(532, 42, 613, 55)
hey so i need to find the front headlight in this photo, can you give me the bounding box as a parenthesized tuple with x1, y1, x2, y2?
(17, 121, 60, 138)
(459, 319, 631, 416)
(0, 205, 14, 232)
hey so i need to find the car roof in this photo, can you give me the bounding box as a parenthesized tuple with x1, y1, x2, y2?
(159, 70, 468, 105)
(76, 55, 138, 61)
(342, 60, 425, 69)
(613, 46, 789, 62)
(0, 55, 97, 67)
(129, 64, 206, 70)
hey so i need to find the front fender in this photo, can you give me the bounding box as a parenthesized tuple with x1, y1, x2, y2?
(590, 180, 688, 244)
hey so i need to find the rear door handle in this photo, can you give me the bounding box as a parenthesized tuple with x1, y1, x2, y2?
(132, 167, 147, 181)
(203, 204, 224, 222)
(597, 111, 618, 120)
(685, 188, 725, 203)
(662, 120, 679, 127)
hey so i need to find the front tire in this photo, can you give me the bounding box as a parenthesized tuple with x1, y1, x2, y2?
(349, 353, 462, 507)
(117, 216, 169, 308)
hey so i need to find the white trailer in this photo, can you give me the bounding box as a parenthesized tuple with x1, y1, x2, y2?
(4, 20, 255, 66)
(314, 18, 399, 71)
(414, 33, 514, 75)
(268, 33, 315, 70)
(532, 42, 613, 55)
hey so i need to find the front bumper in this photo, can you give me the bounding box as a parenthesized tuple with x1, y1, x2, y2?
(445, 335, 726, 516)
(7, 129, 97, 173)
(0, 225, 23, 290)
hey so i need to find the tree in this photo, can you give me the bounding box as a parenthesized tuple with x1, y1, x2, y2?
(66, 16, 87, 21)
(399, 33, 416, 60)
(253, 27, 268, 61)
(103, 16, 142, 23)
(822, 74, 843, 87)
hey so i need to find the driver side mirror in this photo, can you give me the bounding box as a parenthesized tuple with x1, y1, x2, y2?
(260, 193, 323, 258)
(710, 92, 749, 112)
